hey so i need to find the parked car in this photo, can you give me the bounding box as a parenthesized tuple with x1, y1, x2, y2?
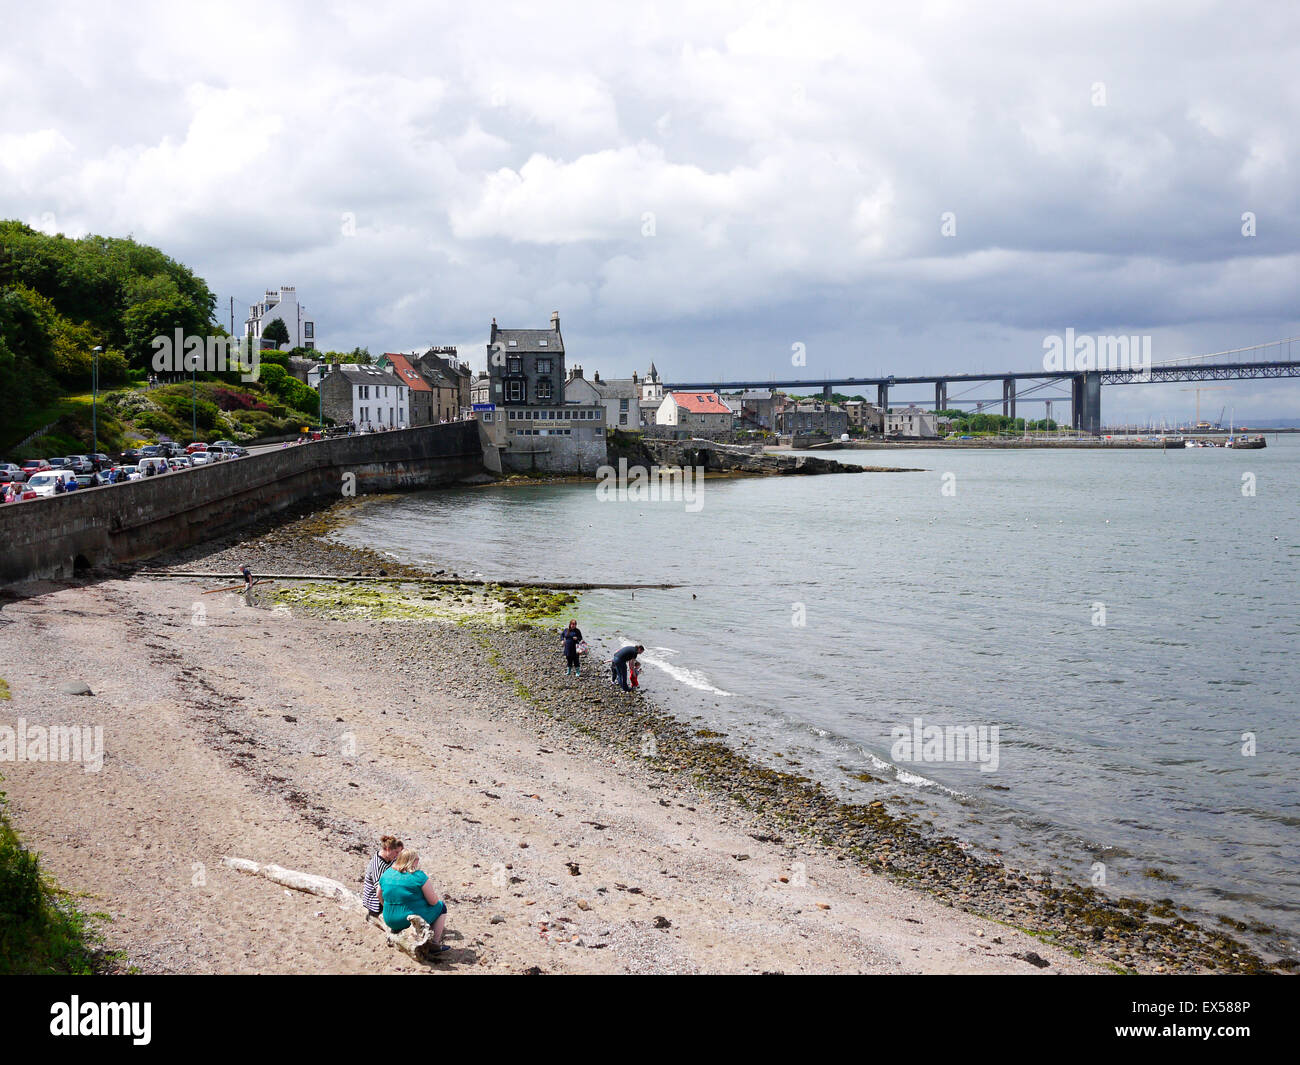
(159, 441, 184, 458)
(91, 453, 112, 471)
(26, 470, 78, 497)
(185, 442, 208, 455)
(190, 451, 215, 466)
(48, 456, 71, 469)
(21, 459, 51, 475)
(74, 473, 102, 488)
(119, 447, 142, 464)
(65, 455, 94, 474)
(0, 462, 26, 482)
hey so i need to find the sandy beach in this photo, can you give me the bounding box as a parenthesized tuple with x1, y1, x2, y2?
(0, 576, 1108, 974)
(1, 501, 1287, 975)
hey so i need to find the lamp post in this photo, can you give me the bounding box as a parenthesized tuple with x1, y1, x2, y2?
(91, 346, 102, 456)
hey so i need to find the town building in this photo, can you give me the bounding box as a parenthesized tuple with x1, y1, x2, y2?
(564, 366, 641, 429)
(485, 311, 565, 407)
(656, 391, 734, 433)
(885, 405, 939, 438)
(479, 312, 606, 472)
(415, 346, 473, 416)
(244, 285, 316, 350)
(377, 353, 435, 426)
(843, 399, 884, 433)
(319, 364, 409, 430)
(639, 362, 665, 426)
(777, 401, 849, 437)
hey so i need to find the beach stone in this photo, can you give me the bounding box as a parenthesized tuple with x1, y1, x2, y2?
(61, 681, 94, 696)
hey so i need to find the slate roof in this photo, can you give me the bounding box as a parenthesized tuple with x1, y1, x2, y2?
(493, 328, 564, 354)
(327, 366, 407, 389)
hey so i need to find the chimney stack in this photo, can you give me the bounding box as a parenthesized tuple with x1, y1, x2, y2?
(550, 310, 560, 334)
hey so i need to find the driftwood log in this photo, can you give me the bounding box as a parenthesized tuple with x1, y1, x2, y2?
(221, 856, 440, 962)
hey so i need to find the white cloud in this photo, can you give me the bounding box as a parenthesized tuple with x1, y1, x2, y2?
(0, 0, 1296, 420)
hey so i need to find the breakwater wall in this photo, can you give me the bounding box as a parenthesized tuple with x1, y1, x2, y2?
(0, 422, 497, 586)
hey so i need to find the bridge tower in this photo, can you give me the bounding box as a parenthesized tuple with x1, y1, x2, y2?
(934, 381, 947, 411)
(822, 383, 834, 402)
(1071, 371, 1102, 435)
(1002, 377, 1016, 420)
(877, 382, 889, 411)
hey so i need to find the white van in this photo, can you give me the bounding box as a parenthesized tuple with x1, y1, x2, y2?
(136, 457, 171, 477)
(25, 470, 77, 497)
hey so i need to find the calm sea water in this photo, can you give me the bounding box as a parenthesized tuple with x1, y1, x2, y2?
(333, 436, 1300, 942)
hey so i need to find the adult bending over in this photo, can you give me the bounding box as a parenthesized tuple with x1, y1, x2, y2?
(611, 643, 644, 692)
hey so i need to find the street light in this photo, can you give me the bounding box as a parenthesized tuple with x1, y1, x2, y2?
(92, 346, 102, 456)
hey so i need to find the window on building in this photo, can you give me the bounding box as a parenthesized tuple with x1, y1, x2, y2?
(506, 381, 525, 403)
(620, 398, 629, 410)
(537, 358, 552, 374)
(537, 378, 552, 400)
(507, 357, 522, 375)
(304, 322, 314, 339)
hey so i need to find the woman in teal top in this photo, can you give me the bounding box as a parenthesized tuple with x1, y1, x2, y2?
(377, 849, 449, 951)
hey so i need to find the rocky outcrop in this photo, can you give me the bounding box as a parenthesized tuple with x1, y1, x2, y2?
(641, 438, 871, 475)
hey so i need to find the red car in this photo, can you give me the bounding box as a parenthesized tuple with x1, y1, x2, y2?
(21, 459, 51, 475)
(186, 442, 208, 454)
(2, 481, 37, 501)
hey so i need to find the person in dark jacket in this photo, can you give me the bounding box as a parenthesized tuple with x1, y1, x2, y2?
(611, 644, 644, 692)
(561, 619, 583, 677)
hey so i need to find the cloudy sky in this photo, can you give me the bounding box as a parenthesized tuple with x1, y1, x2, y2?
(3, 0, 1297, 420)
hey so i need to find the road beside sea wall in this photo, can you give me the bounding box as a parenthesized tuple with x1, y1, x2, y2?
(0, 422, 495, 586)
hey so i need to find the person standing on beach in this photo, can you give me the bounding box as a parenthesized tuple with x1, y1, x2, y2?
(361, 834, 403, 919)
(561, 619, 583, 677)
(611, 644, 644, 692)
(240, 565, 254, 593)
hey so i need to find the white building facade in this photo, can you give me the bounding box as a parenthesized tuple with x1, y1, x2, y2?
(319, 365, 409, 430)
(885, 405, 938, 438)
(245, 285, 317, 350)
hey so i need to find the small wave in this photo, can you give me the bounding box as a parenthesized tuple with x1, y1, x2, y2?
(640, 650, 732, 696)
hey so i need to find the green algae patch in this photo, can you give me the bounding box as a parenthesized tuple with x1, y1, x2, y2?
(270, 580, 578, 627)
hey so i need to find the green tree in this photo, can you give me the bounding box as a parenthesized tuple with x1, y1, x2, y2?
(261, 318, 291, 348)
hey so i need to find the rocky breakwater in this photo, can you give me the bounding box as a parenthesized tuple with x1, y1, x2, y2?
(640, 438, 917, 475)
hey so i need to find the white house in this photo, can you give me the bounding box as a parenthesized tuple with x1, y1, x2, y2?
(245, 285, 316, 350)
(656, 391, 733, 431)
(564, 366, 641, 428)
(885, 405, 938, 438)
(319, 364, 408, 430)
